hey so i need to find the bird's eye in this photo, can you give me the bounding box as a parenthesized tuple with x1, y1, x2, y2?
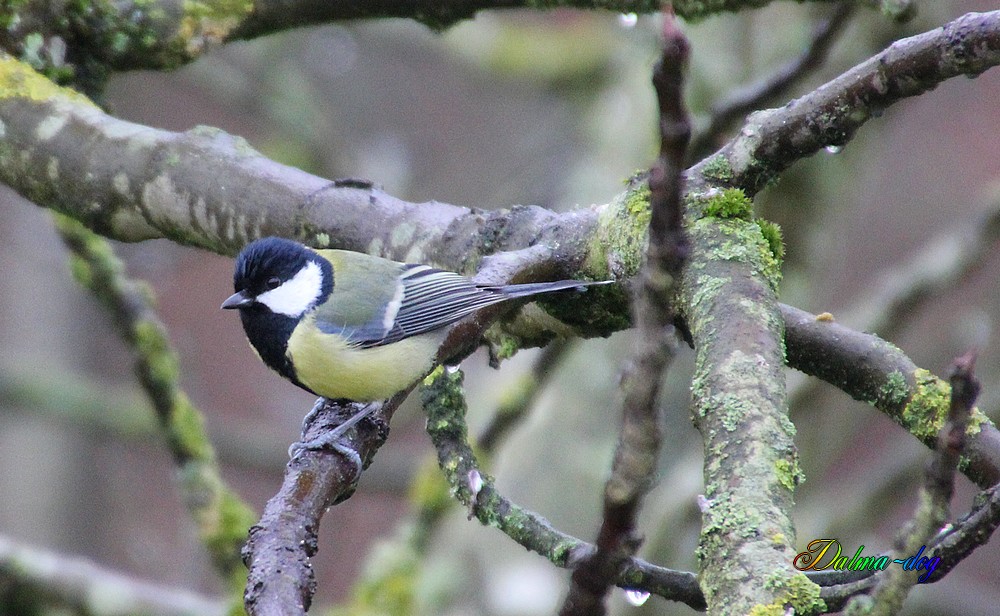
(266, 277, 281, 290)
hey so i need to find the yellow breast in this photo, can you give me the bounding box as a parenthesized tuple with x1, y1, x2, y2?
(286, 316, 443, 401)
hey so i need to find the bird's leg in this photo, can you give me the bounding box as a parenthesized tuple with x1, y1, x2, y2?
(300, 396, 329, 435)
(288, 401, 382, 479)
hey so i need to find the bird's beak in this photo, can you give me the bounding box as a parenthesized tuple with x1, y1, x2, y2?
(221, 290, 254, 310)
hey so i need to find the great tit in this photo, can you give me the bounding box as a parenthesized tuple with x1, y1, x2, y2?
(222, 237, 610, 403)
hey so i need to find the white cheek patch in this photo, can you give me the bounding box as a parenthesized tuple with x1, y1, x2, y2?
(257, 260, 323, 317)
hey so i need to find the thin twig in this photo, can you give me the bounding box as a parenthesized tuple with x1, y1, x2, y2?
(560, 7, 690, 615)
(477, 340, 572, 451)
(845, 352, 980, 615)
(421, 367, 706, 611)
(842, 205, 1000, 341)
(689, 3, 855, 159)
(821, 481, 1000, 610)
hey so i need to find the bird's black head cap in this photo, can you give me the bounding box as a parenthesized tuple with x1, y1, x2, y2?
(234, 237, 316, 297)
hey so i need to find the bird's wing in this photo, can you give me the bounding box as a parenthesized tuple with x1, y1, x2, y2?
(310, 251, 602, 350)
(309, 252, 507, 349)
(308, 250, 406, 346)
(374, 265, 509, 346)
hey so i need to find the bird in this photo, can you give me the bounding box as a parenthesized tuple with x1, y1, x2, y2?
(222, 236, 611, 406)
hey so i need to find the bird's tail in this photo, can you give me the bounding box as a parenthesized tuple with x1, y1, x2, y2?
(493, 278, 615, 299)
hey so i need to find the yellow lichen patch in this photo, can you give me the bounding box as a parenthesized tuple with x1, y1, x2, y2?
(900, 369, 990, 443)
(0, 54, 96, 107)
(179, 0, 255, 54)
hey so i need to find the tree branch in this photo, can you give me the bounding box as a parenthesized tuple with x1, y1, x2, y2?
(4, 10, 1000, 268)
(242, 397, 398, 615)
(821, 482, 1000, 611)
(420, 367, 706, 610)
(54, 215, 256, 594)
(680, 194, 807, 613)
(782, 304, 1000, 489)
(560, 9, 690, 615)
(689, 2, 855, 159)
(688, 11, 1000, 196)
(0, 0, 872, 93)
(850, 352, 980, 614)
(0, 533, 226, 616)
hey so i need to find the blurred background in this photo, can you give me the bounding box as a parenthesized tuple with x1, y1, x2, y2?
(2, 1, 999, 614)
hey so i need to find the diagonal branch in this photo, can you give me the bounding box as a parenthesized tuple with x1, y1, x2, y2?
(688, 11, 1000, 195)
(54, 215, 257, 594)
(242, 397, 400, 615)
(689, 2, 855, 159)
(782, 304, 1000, 489)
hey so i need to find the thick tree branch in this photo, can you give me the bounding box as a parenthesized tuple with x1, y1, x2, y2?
(4, 10, 1000, 266)
(681, 191, 808, 612)
(0, 56, 620, 298)
(782, 304, 1000, 489)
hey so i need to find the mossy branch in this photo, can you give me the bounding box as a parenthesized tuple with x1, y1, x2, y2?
(420, 367, 706, 610)
(783, 305, 999, 489)
(687, 11, 1000, 195)
(53, 214, 256, 599)
(0, 0, 884, 93)
(681, 192, 813, 613)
